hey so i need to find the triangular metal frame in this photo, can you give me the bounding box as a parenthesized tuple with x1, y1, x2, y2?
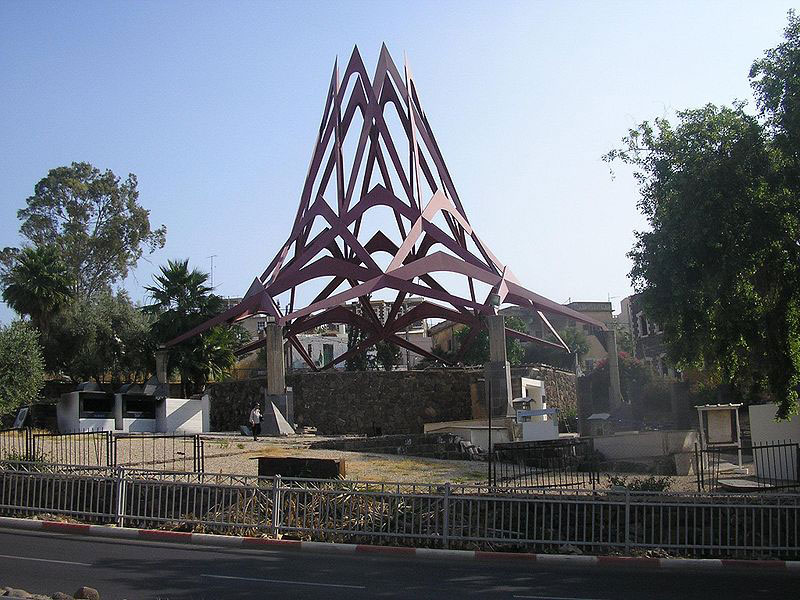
(167, 45, 604, 368)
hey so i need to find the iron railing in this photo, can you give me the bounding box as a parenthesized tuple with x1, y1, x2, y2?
(492, 439, 599, 490)
(0, 462, 797, 559)
(695, 441, 800, 492)
(0, 428, 32, 462)
(113, 433, 205, 473)
(0, 429, 204, 473)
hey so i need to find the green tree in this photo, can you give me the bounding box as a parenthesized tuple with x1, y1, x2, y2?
(560, 327, 590, 361)
(375, 340, 401, 371)
(145, 260, 244, 395)
(1, 245, 73, 338)
(48, 291, 153, 386)
(0, 322, 44, 417)
(12, 162, 166, 300)
(345, 325, 373, 371)
(615, 328, 635, 355)
(454, 316, 526, 366)
(605, 13, 800, 417)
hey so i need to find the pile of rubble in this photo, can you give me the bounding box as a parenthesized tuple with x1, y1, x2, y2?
(2, 586, 99, 600)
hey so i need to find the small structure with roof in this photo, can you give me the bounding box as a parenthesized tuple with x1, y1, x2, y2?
(696, 403, 743, 467)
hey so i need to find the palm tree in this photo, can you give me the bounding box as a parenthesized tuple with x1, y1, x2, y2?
(145, 259, 243, 395)
(1, 245, 73, 336)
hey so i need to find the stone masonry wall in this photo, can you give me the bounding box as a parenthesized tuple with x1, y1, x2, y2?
(208, 365, 576, 434)
(511, 365, 577, 416)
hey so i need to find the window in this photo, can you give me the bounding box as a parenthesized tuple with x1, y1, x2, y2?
(637, 313, 649, 337)
(79, 393, 114, 418)
(257, 320, 266, 334)
(323, 343, 334, 364)
(122, 396, 156, 419)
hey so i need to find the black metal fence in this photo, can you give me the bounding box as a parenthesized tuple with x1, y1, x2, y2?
(492, 439, 598, 490)
(0, 428, 204, 473)
(32, 430, 112, 467)
(695, 441, 800, 492)
(113, 433, 205, 473)
(0, 428, 32, 462)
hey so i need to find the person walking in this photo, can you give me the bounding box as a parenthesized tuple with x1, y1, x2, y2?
(249, 404, 262, 441)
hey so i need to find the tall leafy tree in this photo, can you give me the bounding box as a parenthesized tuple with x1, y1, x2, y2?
(1, 245, 73, 337)
(12, 162, 166, 300)
(375, 340, 401, 371)
(0, 321, 44, 417)
(454, 316, 526, 366)
(48, 291, 154, 386)
(345, 325, 373, 371)
(145, 260, 244, 395)
(605, 13, 800, 418)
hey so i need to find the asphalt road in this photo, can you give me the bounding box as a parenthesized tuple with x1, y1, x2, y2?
(0, 530, 797, 600)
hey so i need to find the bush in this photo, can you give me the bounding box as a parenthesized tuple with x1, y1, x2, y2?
(0, 321, 44, 417)
(607, 474, 673, 492)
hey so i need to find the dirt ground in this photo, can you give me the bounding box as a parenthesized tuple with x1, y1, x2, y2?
(200, 433, 701, 492)
(1, 429, 700, 491)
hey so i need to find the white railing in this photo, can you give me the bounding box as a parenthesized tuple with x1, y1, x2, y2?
(0, 462, 798, 559)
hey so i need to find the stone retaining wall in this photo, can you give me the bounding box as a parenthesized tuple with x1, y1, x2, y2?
(208, 365, 577, 435)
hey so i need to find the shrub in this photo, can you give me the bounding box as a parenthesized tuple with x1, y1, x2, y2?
(0, 321, 44, 417)
(607, 474, 673, 492)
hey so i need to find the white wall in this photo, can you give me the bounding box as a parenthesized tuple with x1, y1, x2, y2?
(156, 397, 209, 433)
(749, 403, 800, 445)
(592, 430, 698, 460)
(748, 403, 800, 481)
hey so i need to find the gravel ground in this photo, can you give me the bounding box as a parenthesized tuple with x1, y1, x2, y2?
(200, 434, 702, 491)
(3, 430, 703, 491)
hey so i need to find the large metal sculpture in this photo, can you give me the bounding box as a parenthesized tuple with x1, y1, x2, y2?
(167, 45, 603, 368)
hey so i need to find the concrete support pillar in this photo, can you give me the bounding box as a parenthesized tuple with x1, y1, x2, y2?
(155, 347, 169, 384)
(576, 376, 593, 436)
(600, 329, 622, 411)
(265, 322, 286, 396)
(484, 315, 514, 418)
(265, 321, 293, 426)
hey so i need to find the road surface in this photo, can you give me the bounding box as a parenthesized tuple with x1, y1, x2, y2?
(0, 530, 796, 599)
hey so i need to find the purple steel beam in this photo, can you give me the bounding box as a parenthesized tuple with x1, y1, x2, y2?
(166, 45, 607, 360)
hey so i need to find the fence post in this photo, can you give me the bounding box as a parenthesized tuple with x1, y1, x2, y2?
(27, 428, 34, 462)
(115, 468, 127, 528)
(271, 475, 282, 539)
(442, 482, 451, 549)
(624, 489, 631, 554)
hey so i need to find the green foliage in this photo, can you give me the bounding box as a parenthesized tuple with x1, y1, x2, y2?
(1, 245, 73, 336)
(375, 340, 401, 371)
(607, 474, 673, 492)
(560, 327, 590, 359)
(588, 352, 656, 408)
(13, 162, 166, 300)
(48, 291, 154, 385)
(453, 316, 526, 366)
(615, 328, 635, 355)
(145, 259, 245, 395)
(605, 14, 800, 418)
(345, 325, 373, 371)
(0, 321, 44, 417)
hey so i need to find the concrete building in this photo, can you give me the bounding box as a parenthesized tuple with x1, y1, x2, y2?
(345, 296, 428, 335)
(619, 293, 679, 378)
(288, 332, 349, 370)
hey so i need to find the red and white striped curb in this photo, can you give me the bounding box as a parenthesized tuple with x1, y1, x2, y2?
(1, 516, 797, 571)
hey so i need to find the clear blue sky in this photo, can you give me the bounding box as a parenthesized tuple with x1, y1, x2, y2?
(0, 0, 796, 324)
